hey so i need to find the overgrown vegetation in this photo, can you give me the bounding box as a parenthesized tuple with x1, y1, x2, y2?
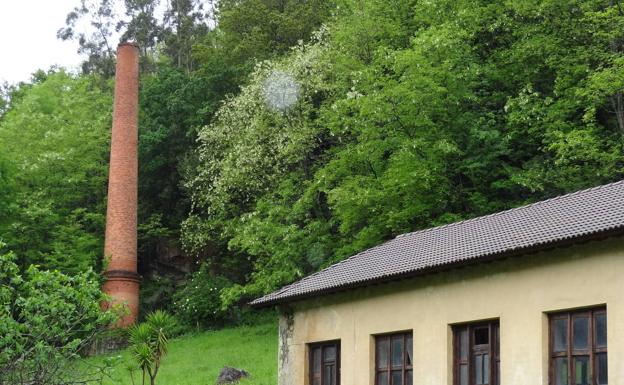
(1, 0, 624, 333)
(183, 0, 624, 305)
(0, 71, 112, 273)
(0, 245, 118, 384)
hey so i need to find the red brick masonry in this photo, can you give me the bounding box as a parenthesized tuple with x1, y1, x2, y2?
(102, 42, 140, 327)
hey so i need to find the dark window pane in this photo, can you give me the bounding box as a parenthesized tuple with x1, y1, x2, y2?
(324, 346, 336, 362)
(324, 364, 336, 385)
(391, 370, 403, 385)
(475, 327, 489, 345)
(405, 370, 413, 385)
(595, 313, 607, 348)
(596, 353, 608, 385)
(378, 338, 390, 369)
(553, 318, 568, 353)
(310, 343, 340, 385)
(460, 329, 469, 360)
(313, 348, 322, 374)
(573, 316, 589, 350)
(391, 336, 404, 368)
(483, 354, 490, 384)
(406, 335, 413, 366)
(475, 355, 483, 385)
(574, 356, 589, 385)
(555, 357, 568, 385)
(460, 364, 468, 385)
(496, 360, 500, 385)
(455, 322, 498, 385)
(377, 372, 389, 385)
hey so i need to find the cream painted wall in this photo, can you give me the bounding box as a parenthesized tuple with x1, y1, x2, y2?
(278, 236, 624, 385)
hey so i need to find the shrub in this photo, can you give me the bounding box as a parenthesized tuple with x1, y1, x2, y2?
(173, 265, 232, 329)
(0, 244, 119, 384)
(127, 310, 177, 385)
(139, 274, 177, 316)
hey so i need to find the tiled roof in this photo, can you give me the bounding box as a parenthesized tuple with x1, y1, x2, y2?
(251, 180, 624, 307)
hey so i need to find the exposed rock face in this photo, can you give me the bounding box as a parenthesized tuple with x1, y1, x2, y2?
(216, 367, 250, 384)
(143, 237, 196, 277)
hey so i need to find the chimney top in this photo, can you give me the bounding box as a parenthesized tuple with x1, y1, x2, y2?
(118, 41, 139, 49)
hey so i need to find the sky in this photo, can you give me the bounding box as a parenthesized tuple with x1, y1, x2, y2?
(0, 0, 83, 85)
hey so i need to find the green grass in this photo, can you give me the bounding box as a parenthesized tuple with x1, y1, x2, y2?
(90, 322, 278, 385)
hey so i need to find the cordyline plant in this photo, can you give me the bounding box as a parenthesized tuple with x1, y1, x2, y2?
(0, 244, 120, 385)
(127, 310, 177, 385)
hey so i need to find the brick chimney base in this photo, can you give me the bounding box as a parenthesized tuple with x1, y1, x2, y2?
(102, 270, 140, 328)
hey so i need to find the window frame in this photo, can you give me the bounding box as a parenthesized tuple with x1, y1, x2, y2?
(374, 331, 413, 385)
(549, 307, 607, 385)
(308, 340, 341, 385)
(452, 320, 500, 385)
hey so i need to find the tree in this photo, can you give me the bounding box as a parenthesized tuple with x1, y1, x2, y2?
(183, 32, 339, 301)
(0, 71, 112, 273)
(136, 63, 237, 271)
(0, 155, 15, 244)
(118, 0, 168, 73)
(127, 310, 177, 385)
(0, 82, 13, 119)
(183, 0, 624, 309)
(0, 245, 119, 385)
(204, 0, 334, 80)
(57, 0, 119, 77)
(162, 0, 211, 72)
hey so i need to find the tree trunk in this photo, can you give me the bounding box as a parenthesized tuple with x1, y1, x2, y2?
(613, 92, 624, 135)
(610, 1, 624, 135)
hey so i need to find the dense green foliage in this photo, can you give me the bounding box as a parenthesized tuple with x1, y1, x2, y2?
(173, 266, 233, 328)
(0, 71, 112, 273)
(2, 0, 624, 330)
(215, 0, 334, 76)
(0, 245, 117, 384)
(183, 0, 624, 306)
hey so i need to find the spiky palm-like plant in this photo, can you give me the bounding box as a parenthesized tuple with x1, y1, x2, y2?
(128, 311, 177, 385)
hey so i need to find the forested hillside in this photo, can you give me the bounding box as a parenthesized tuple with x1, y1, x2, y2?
(1, 0, 623, 327)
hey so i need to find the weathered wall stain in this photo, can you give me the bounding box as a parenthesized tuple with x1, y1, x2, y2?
(278, 305, 295, 385)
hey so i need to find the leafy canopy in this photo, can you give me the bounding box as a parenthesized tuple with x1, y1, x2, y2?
(0, 71, 112, 273)
(0, 245, 118, 384)
(184, 0, 624, 307)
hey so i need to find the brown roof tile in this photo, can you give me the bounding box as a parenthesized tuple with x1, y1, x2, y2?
(251, 180, 624, 307)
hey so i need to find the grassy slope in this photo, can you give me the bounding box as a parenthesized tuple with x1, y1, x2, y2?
(94, 322, 278, 385)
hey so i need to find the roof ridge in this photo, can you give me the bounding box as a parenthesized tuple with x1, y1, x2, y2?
(308, 180, 624, 278)
(395, 179, 624, 240)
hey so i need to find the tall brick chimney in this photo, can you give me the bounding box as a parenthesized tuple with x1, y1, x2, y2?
(102, 42, 140, 327)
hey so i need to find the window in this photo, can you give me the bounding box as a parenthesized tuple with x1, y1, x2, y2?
(309, 341, 340, 385)
(375, 332, 413, 385)
(550, 308, 607, 385)
(453, 321, 500, 385)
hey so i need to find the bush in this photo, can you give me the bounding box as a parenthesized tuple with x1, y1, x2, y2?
(173, 265, 233, 329)
(0, 245, 119, 384)
(127, 310, 177, 385)
(139, 274, 177, 317)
